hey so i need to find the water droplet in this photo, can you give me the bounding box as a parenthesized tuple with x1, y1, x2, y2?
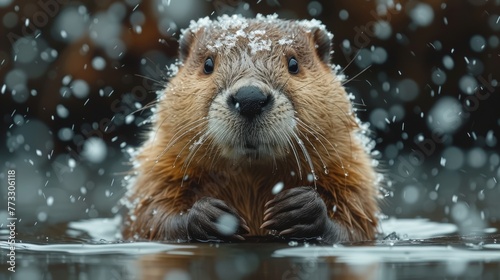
(339, 9, 349, 20)
(307, 173, 314, 183)
(374, 21, 392, 40)
(215, 214, 238, 236)
(56, 104, 69, 118)
(38, 212, 48, 222)
(272, 181, 284, 194)
(68, 158, 76, 169)
(409, 3, 434, 27)
(82, 137, 107, 163)
(442, 55, 454, 69)
(91, 56, 106, 70)
(470, 35, 486, 52)
(307, 1, 323, 17)
(71, 79, 90, 98)
(431, 68, 447, 85)
(47, 196, 54, 206)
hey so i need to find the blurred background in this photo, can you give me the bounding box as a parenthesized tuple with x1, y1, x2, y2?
(0, 0, 499, 234)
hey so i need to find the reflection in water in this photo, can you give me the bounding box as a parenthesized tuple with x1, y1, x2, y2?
(3, 236, 500, 280)
(1, 218, 500, 279)
(137, 247, 379, 280)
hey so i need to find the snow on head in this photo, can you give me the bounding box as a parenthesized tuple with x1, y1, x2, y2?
(247, 30, 272, 55)
(179, 14, 332, 56)
(297, 18, 333, 40)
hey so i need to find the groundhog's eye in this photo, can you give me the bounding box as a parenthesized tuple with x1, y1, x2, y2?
(204, 57, 214, 74)
(288, 57, 299, 74)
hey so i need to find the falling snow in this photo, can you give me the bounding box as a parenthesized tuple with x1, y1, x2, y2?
(81, 137, 108, 164)
(0, 2, 498, 257)
(215, 213, 238, 236)
(272, 181, 284, 195)
(409, 3, 434, 27)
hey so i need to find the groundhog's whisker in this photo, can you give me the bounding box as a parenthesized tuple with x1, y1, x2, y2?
(290, 131, 317, 189)
(280, 130, 302, 180)
(297, 129, 328, 174)
(204, 122, 243, 169)
(341, 65, 372, 86)
(294, 72, 331, 92)
(351, 99, 367, 107)
(293, 68, 349, 95)
(150, 111, 175, 149)
(134, 74, 168, 89)
(143, 56, 171, 82)
(294, 118, 332, 156)
(351, 98, 368, 115)
(322, 82, 357, 163)
(277, 75, 291, 93)
(180, 133, 208, 184)
(201, 136, 223, 171)
(164, 117, 208, 148)
(176, 129, 208, 168)
(151, 115, 170, 153)
(294, 120, 329, 168)
(279, 130, 302, 174)
(129, 99, 159, 116)
(208, 118, 233, 150)
(296, 118, 348, 188)
(155, 118, 208, 161)
(296, 114, 351, 170)
(205, 131, 228, 167)
(338, 48, 364, 77)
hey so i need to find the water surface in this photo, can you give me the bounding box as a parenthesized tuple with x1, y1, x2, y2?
(1, 218, 499, 280)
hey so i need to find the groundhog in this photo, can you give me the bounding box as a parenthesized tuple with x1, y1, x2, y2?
(121, 14, 381, 243)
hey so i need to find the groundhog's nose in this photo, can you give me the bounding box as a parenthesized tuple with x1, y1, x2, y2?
(229, 86, 273, 119)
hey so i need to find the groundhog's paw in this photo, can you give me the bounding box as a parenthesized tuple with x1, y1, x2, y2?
(261, 186, 331, 240)
(187, 197, 250, 242)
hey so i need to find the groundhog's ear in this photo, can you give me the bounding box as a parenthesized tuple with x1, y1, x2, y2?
(179, 30, 195, 62)
(311, 27, 332, 64)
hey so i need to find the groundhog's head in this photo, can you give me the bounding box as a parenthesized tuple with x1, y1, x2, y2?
(158, 15, 355, 166)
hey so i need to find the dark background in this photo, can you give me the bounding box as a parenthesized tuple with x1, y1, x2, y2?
(0, 0, 499, 233)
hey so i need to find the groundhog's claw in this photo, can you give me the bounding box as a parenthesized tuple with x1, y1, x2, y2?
(261, 186, 334, 242)
(187, 197, 249, 242)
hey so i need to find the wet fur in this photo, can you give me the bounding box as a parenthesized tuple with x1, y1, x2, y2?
(122, 16, 379, 243)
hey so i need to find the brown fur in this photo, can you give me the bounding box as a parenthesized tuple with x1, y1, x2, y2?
(122, 16, 379, 242)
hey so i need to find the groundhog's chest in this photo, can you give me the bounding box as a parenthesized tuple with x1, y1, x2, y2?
(193, 169, 294, 234)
